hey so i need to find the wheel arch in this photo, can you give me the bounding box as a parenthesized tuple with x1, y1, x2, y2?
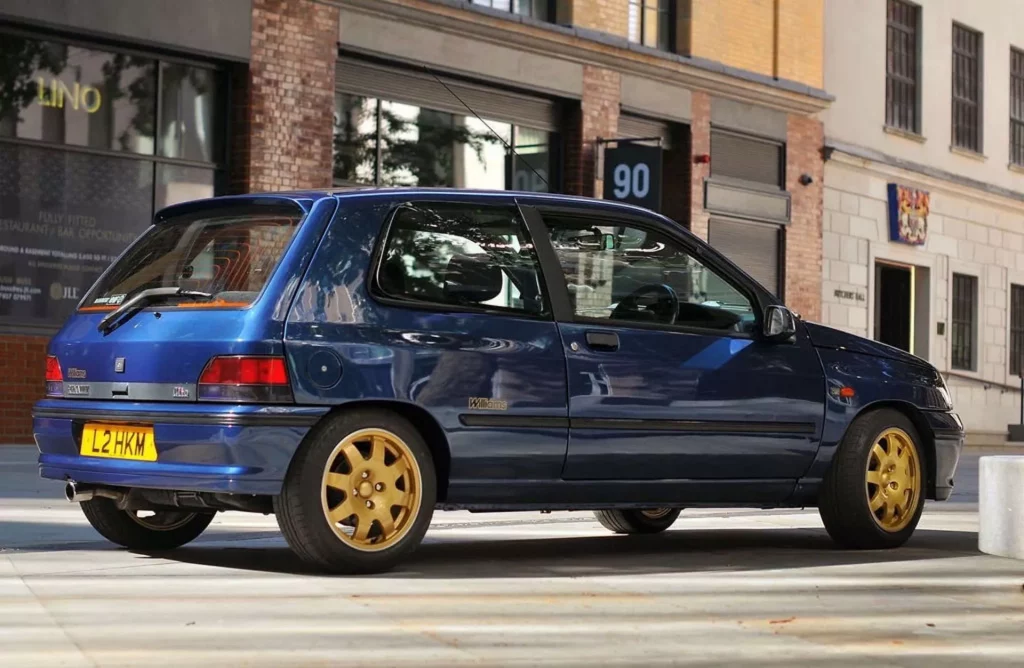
(848, 400, 938, 500)
(305, 399, 452, 502)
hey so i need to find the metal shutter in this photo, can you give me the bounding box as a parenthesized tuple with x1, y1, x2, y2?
(335, 56, 558, 131)
(708, 218, 781, 296)
(710, 129, 782, 187)
(617, 113, 672, 149)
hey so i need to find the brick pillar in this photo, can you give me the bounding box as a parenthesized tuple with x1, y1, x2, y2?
(688, 91, 711, 241)
(784, 114, 824, 322)
(245, 0, 338, 192)
(565, 65, 620, 197)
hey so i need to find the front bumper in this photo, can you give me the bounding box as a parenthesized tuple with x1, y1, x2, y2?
(33, 400, 329, 495)
(924, 410, 964, 501)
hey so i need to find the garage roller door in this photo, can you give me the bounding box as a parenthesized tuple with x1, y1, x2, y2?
(708, 218, 782, 296)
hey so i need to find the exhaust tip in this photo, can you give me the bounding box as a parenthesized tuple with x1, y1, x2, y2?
(64, 481, 77, 502)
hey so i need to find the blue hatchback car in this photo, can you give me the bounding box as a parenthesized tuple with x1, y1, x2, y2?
(33, 188, 964, 573)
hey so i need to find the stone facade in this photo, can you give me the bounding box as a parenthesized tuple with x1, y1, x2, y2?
(822, 156, 1024, 436)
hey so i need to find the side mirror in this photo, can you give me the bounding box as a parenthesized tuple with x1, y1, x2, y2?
(763, 305, 797, 342)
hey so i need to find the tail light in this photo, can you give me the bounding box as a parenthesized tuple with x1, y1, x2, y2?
(197, 355, 292, 403)
(45, 355, 63, 397)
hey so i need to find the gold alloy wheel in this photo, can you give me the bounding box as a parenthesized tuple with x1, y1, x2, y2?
(639, 508, 673, 520)
(865, 427, 921, 533)
(320, 428, 421, 552)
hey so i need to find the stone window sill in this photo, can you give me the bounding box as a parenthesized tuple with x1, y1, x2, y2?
(1009, 162, 1024, 175)
(950, 146, 987, 162)
(883, 125, 926, 143)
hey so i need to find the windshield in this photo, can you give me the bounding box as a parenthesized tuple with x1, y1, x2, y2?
(80, 204, 304, 311)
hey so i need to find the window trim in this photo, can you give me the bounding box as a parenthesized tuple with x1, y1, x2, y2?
(885, 0, 921, 134)
(366, 201, 557, 321)
(951, 22, 984, 154)
(531, 206, 772, 341)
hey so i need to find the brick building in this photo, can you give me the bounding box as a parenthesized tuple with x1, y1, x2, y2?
(0, 0, 829, 443)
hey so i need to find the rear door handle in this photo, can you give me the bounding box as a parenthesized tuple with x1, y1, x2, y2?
(584, 330, 619, 352)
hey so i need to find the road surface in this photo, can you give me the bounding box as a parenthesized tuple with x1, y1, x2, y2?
(2, 445, 1022, 667)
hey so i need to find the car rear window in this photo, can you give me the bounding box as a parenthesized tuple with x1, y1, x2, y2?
(81, 204, 304, 310)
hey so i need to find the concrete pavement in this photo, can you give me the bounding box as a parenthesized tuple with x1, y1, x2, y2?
(1, 445, 1023, 667)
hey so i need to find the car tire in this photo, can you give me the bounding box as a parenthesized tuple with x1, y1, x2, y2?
(594, 508, 681, 534)
(818, 408, 926, 549)
(274, 408, 437, 575)
(80, 498, 215, 551)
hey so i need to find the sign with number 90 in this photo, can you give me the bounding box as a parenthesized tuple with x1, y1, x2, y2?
(603, 142, 662, 212)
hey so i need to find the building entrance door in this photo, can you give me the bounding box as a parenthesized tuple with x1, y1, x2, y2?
(874, 262, 915, 354)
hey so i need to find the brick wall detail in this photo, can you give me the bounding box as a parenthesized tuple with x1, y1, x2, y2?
(784, 113, 824, 322)
(565, 65, 620, 198)
(688, 91, 711, 241)
(246, 0, 338, 192)
(0, 336, 47, 444)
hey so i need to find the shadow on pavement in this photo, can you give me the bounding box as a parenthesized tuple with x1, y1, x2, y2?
(154, 527, 984, 579)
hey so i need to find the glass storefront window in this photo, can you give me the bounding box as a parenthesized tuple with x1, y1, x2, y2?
(158, 63, 223, 162)
(155, 164, 215, 210)
(333, 95, 553, 192)
(333, 93, 378, 185)
(0, 36, 156, 155)
(0, 143, 154, 329)
(0, 31, 228, 333)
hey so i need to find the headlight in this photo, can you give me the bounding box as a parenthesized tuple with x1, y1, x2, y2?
(936, 375, 953, 410)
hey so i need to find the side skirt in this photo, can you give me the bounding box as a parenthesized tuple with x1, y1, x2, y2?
(443, 478, 799, 509)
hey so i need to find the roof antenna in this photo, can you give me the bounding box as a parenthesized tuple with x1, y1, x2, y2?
(421, 65, 549, 189)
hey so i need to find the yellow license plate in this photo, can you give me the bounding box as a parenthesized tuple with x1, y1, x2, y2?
(80, 423, 157, 461)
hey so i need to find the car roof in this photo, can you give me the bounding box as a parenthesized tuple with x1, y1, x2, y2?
(154, 187, 669, 223)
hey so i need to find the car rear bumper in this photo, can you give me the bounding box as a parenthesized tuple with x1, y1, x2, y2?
(32, 400, 329, 495)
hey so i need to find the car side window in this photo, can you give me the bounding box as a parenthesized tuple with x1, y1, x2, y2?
(545, 217, 757, 333)
(375, 203, 548, 316)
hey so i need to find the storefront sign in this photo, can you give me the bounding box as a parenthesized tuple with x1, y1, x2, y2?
(603, 140, 662, 212)
(887, 183, 929, 246)
(36, 77, 102, 113)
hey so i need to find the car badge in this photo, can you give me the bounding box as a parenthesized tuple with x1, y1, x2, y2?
(66, 368, 87, 379)
(114, 357, 125, 373)
(172, 386, 190, 399)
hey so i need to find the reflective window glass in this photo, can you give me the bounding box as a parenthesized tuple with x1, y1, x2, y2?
(546, 218, 756, 333)
(156, 164, 215, 210)
(333, 93, 378, 185)
(333, 95, 552, 192)
(0, 36, 156, 154)
(376, 203, 548, 315)
(158, 63, 222, 162)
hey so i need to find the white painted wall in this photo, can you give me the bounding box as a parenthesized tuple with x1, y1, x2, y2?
(821, 0, 1024, 193)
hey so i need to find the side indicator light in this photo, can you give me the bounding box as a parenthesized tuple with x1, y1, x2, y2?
(839, 386, 856, 399)
(45, 355, 63, 397)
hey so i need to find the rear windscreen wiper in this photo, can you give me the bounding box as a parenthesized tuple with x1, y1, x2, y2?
(97, 287, 213, 335)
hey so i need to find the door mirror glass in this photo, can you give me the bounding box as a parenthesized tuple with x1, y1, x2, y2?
(763, 305, 796, 341)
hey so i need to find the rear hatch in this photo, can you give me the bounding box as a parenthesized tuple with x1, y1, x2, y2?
(47, 200, 311, 403)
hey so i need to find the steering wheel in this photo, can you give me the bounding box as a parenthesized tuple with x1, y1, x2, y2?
(612, 283, 680, 325)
